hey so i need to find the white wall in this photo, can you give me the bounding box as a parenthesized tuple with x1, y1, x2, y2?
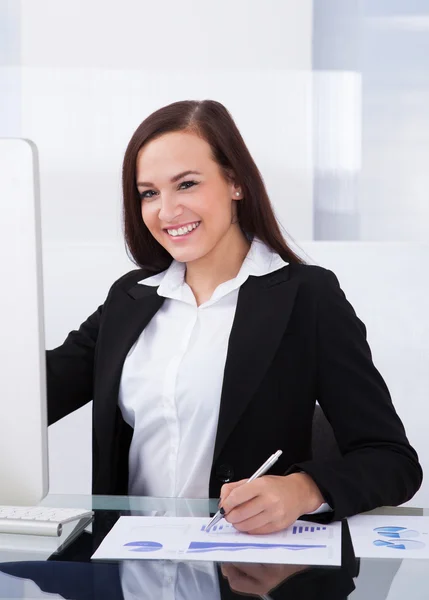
(7, 1, 428, 508)
(14, 0, 314, 494)
(312, 0, 429, 242)
(19, 0, 314, 244)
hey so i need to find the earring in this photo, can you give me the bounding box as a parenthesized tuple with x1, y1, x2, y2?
(235, 191, 240, 197)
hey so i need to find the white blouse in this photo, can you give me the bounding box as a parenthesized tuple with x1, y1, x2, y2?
(118, 238, 288, 498)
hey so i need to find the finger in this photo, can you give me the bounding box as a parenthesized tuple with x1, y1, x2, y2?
(219, 479, 248, 505)
(221, 480, 262, 513)
(220, 563, 249, 581)
(247, 509, 300, 535)
(225, 495, 267, 525)
(247, 521, 280, 535)
(230, 510, 272, 534)
(220, 563, 230, 578)
(223, 568, 268, 596)
(224, 562, 267, 582)
(221, 564, 264, 595)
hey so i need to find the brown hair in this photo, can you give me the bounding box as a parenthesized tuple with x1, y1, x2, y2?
(122, 99, 304, 271)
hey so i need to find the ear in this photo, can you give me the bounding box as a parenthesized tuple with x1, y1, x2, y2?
(232, 185, 243, 200)
(223, 168, 243, 199)
(228, 177, 243, 200)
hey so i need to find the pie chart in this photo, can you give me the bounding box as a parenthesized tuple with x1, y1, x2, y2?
(124, 541, 163, 552)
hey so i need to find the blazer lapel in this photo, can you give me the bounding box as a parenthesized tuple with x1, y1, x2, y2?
(96, 267, 298, 468)
(94, 281, 164, 440)
(213, 266, 299, 462)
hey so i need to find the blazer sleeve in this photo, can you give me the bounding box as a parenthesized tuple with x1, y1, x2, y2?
(45, 269, 144, 426)
(46, 304, 103, 425)
(291, 269, 423, 522)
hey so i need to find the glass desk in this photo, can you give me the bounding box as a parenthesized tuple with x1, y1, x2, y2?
(0, 495, 427, 599)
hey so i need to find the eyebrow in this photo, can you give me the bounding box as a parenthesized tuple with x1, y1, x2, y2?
(136, 170, 202, 188)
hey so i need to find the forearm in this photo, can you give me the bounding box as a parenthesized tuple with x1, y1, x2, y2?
(291, 445, 422, 521)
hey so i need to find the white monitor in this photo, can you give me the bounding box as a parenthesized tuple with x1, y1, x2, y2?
(0, 138, 48, 505)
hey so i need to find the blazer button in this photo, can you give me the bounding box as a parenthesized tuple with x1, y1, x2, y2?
(216, 464, 234, 483)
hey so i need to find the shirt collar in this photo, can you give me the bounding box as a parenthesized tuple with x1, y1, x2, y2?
(138, 237, 289, 305)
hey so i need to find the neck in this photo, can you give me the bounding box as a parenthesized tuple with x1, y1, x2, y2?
(185, 227, 251, 306)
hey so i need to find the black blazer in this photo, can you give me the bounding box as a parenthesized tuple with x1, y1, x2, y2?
(46, 263, 422, 522)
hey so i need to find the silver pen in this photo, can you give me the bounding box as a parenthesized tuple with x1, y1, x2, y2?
(206, 450, 283, 531)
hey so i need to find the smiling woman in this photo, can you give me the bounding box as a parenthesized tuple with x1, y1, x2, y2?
(136, 129, 257, 301)
(46, 99, 422, 537)
(121, 100, 303, 276)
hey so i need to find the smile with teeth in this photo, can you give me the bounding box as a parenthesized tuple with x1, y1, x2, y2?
(166, 221, 201, 237)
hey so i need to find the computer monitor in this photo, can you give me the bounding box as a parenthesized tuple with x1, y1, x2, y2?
(0, 138, 48, 505)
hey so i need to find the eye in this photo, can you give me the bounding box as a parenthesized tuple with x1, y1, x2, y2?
(178, 180, 198, 190)
(138, 180, 198, 199)
(139, 189, 158, 200)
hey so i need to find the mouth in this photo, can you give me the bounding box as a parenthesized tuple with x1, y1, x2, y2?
(163, 221, 201, 240)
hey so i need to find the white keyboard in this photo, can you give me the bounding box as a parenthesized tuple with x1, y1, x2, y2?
(0, 506, 94, 537)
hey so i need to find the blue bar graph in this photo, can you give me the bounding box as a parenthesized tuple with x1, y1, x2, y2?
(292, 525, 328, 535)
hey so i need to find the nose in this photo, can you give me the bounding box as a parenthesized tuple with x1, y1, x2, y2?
(158, 192, 183, 223)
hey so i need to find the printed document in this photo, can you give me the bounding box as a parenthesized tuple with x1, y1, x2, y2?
(348, 514, 429, 559)
(92, 516, 342, 565)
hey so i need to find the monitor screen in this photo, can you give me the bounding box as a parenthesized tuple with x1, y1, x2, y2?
(0, 138, 48, 505)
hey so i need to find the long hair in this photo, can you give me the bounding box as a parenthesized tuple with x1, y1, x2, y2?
(122, 99, 304, 271)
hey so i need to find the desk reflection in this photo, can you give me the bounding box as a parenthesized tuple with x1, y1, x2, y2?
(0, 556, 354, 599)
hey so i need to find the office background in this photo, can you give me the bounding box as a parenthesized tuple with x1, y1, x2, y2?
(1, 0, 428, 506)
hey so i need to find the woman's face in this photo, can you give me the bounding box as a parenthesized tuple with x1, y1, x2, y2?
(136, 130, 242, 264)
